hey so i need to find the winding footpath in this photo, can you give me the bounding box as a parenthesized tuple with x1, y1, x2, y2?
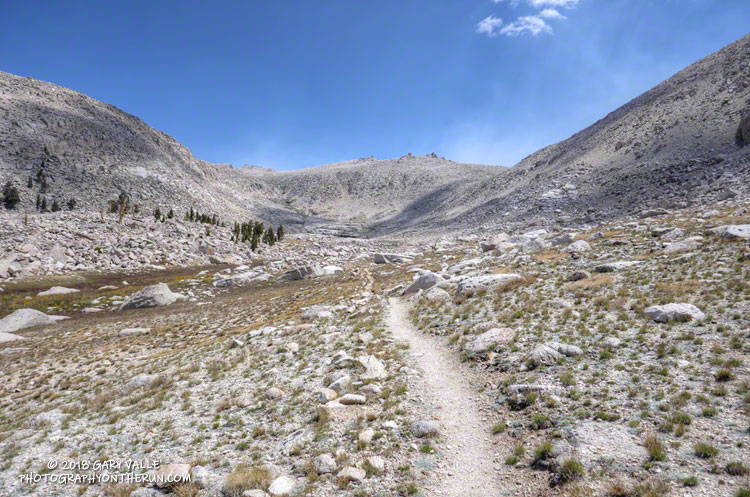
(386, 298, 502, 497)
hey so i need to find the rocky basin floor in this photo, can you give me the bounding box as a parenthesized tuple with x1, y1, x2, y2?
(0, 200, 749, 497)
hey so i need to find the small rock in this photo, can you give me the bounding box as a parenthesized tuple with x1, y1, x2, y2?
(410, 420, 440, 438)
(337, 466, 366, 482)
(119, 327, 151, 337)
(339, 394, 366, 405)
(267, 475, 296, 496)
(314, 454, 337, 474)
(154, 463, 191, 488)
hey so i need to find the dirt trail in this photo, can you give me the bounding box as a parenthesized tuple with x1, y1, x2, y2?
(386, 298, 502, 497)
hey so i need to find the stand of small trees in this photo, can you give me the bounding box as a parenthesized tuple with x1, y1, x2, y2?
(185, 207, 223, 227)
(232, 221, 284, 251)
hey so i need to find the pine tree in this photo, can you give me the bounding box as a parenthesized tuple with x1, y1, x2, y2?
(276, 225, 285, 241)
(2, 181, 20, 209)
(40, 197, 47, 212)
(264, 226, 276, 246)
(154, 207, 162, 220)
(27, 176, 33, 189)
(167, 208, 174, 219)
(251, 233, 259, 251)
(67, 198, 77, 211)
(51, 199, 61, 212)
(36, 194, 41, 211)
(116, 192, 130, 224)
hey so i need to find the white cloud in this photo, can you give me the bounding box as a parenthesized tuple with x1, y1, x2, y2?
(500, 15, 552, 36)
(476, 15, 504, 38)
(493, 0, 577, 6)
(479, 0, 576, 38)
(527, 0, 578, 8)
(539, 8, 566, 19)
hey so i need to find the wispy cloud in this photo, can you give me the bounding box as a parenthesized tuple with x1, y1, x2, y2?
(500, 15, 552, 36)
(476, 15, 504, 38)
(528, 0, 578, 8)
(539, 8, 566, 19)
(478, 0, 579, 38)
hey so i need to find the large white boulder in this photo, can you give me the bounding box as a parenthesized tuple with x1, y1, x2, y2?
(403, 272, 444, 295)
(119, 283, 185, 310)
(710, 224, 750, 240)
(0, 309, 57, 334)
(564, 240, 591, 253)
(454, 274, 523, 303)
(645, 303, 705, 323)
(528, 344, 562, 367)
(37, 286, 79, 297)
(0, 332, 24, 343)
(373, 253, 413, 264)
(480, 233, 509, 252)
(277, 265, 324, 281)
(464, 328, 514, 354)
(268, 475, 296, 496)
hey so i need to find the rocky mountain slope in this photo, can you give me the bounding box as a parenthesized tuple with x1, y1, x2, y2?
(0, 71, 300, 226)
(453, 33, 750, 231)
(2, 35, 750, 238)
(258, 155, 505, 236)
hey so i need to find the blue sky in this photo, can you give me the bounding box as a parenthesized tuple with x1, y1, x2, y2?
(1, 1, 748, 170)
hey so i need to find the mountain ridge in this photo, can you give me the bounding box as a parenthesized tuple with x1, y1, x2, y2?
(1, 33, 749, 236)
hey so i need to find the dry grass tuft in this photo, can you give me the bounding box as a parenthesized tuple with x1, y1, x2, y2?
(564, 274, 613, 292)
(224, 465, 273, 497)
